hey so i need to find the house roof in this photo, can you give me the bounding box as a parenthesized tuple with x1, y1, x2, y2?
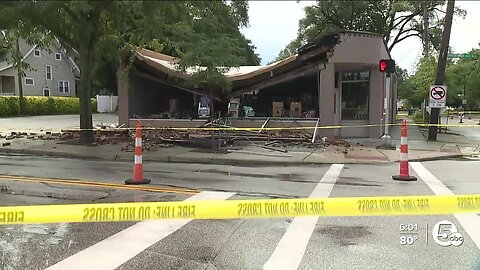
(0, 30, 37, 72)
(0, 32, 80, 74)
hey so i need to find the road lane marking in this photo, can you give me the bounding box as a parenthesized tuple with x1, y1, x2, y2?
(263, 164, 344, 270)
(0, 174, 198, 194)
(44, 191, 235, 270)
(411, 162, 480, 250)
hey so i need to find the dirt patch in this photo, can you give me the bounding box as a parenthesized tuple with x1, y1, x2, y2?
(317, 225, 372, 246)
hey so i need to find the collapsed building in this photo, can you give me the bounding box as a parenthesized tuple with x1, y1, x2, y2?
(118, 30, 396, 139)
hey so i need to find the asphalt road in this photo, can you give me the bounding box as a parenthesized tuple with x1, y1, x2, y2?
(0, 154, 479, 270)
(442, 116, 480, 141)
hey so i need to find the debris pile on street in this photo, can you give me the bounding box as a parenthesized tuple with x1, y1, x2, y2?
(1, 120, 351, 151)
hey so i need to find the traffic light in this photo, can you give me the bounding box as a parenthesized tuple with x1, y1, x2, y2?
(379, 59, 395, 74)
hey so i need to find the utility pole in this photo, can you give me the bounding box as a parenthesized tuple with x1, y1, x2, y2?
(423, 3, 430, 55)
(428, 0, 455, 141)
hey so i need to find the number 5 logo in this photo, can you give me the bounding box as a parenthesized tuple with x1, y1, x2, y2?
(432, 220, 464, 247)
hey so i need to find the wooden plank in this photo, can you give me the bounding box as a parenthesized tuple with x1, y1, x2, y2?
(258, 118, 270, 133)
(311, 118, 320, 143)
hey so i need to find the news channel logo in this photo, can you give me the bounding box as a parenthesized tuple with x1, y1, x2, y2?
(432, 220, 464, 247)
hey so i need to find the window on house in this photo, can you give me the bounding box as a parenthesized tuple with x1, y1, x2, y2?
(45, 65, 52, 80)
(64, 81, 70, 93)
(34, 49, 41, 57)
(25, 77, 34, 86)
(341, 71, 370, 120)
(43, 88, 50, 97)
(58, 80, 70, 93)
(55, 53, 62, 60)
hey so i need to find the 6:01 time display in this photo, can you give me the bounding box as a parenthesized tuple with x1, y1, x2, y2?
(399, 223, 418, 231)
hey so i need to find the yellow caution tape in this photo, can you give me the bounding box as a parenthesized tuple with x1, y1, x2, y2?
(1, 194, 479, 225)
(4, 122, 480, 134)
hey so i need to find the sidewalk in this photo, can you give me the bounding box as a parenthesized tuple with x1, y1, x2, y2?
(0, 132, 466, 166)
(391, 117, 479, 153)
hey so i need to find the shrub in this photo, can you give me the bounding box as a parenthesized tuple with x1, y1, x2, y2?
(0, 96, 20, 116)
(412, 111, 424, 122)
(0, 96, 97, 117)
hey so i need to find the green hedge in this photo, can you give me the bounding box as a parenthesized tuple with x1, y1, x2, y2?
(0, 96, 97, 117)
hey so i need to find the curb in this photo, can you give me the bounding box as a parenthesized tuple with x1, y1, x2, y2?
(0, 147, 460, 166)
(0, 147, 110, 161)
(390, 153, 463, 162)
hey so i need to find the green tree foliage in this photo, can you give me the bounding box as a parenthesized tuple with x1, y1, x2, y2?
(176, 1, 252, 90)
(273, 39, 301, 63)
(94, 1, 259, 95)
(3, 1, 125, 144)
(276, 0, 465, 61)
(0, 4, 51, 114)
(445, 48, 480, 109)
(1, 1, 258, 143)
(396, 66, 416, 107)
(400, 48, 480, 109)
(402, 56, 438, 107)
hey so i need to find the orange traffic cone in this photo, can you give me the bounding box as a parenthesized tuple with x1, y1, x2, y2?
(125, 120, 151, 185)
(392, 119, 417, 181)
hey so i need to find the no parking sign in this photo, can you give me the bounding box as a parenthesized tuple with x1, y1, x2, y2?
(429, 85, 447, 108)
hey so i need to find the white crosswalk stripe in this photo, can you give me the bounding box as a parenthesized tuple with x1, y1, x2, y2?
(45, 191, 235, 270)
(411, 162, 480, 250)
(263, 164, 344, 270)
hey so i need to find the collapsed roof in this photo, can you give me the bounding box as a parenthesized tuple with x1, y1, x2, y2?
(132, 31, 354, 97)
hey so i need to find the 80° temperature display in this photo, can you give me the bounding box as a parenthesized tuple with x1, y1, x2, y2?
(399, 223, 420, 246)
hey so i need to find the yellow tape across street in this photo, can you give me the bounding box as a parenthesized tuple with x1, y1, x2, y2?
(55, 122, 480, 132)
(1, 194, 479, 225)
(5, 122, 480, 134)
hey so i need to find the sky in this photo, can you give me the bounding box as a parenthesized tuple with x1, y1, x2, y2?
(241, 1, 480, 73)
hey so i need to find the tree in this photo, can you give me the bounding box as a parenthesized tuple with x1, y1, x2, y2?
(273, 39, 301, 62)
(404, 56, 437, 107)
(396, 66, 415, 107)
(4, 1, 196, 144)
(91, 1, 259, 96)
(0, 30, 29, 114)
(6, 1, 126, 144)
(0, 4, 50, 114)
(445, 48, 480, 109)
(401, 46, 480, 110)
(277, 0, 465, 60)
(174, 1, 253, 120)
(2, 1, 255, 144)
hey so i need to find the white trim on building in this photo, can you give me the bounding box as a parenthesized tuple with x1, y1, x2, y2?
(25, 77, 34, 86)
(58, 80, 70, 93)
(45, 65, 52, 80)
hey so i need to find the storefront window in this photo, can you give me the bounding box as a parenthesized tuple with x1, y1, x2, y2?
(341, 71, 369, 120)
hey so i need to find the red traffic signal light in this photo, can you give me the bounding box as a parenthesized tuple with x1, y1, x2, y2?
(379, 60, 388, 72)
(379, 59, 395, 74)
